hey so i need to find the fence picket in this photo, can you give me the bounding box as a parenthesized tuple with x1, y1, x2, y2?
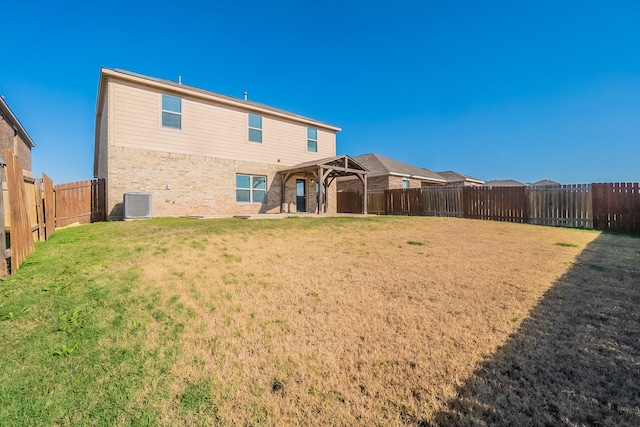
(4, 148, 35, 273)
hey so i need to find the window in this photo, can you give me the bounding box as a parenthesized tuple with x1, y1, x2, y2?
(402, 178, 410, 189)
(162, 94, 181, 129)
(236, 174, 266, 203)
(307, 128, 318, 152)
(248, 114, 262, 143)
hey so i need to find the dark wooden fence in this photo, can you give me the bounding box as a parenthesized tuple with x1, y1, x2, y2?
(386, 188, 423, 215)
(0, 149, 106, 275)
(463, 186, 527, 223)
(337, 191, 362, 214)
(338, 182, 640, 234)
(592, 182, 640, 234)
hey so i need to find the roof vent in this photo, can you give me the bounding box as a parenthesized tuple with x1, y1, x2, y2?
(124, 192, 152, 219)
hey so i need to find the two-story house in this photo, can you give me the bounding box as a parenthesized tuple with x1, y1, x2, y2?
(94, 68, 357, 219)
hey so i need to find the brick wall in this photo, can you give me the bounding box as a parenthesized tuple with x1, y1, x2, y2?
(107, 146, 336, 219)
(0, 114, 32, 171)
(15, 135, 31, 170)
(337, 175, 427, 193)
(0, 117, 14, 153)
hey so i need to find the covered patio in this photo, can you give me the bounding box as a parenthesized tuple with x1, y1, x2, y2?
(278, 155, 369, 214)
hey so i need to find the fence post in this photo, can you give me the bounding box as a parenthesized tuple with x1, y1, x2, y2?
(0, 157, 7, 277)
(34, 178, 45, 241)
(42, 174, 55, 238)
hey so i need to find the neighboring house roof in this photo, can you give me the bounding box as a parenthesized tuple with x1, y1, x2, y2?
(280, 155, 369, 177)
(484, 179, 526, 187)
(436, 170, 484, 185)
(530, 179, 562, 187)
(350, 153, 445, 184)
(0, 95, 36, 148)
(96, 68, 341, 132)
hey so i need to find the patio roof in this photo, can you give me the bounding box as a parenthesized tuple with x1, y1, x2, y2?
(278, 155, 370, 214)
(278, 155, 369, 177)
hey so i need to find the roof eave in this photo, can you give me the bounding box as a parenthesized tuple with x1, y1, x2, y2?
(0, 96, 36, 148)
(388, 172, 446, 183)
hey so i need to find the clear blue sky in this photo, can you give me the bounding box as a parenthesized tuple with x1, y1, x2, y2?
(2, 1, 639, 184)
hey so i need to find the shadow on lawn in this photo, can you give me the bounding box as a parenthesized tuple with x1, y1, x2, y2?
(433, 232, 640, 426)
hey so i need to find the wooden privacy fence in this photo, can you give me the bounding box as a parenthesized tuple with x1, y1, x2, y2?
(0, 148, 106, 276)
(345, 189, 463, 217)
(367, 191, 386, 215)
(336, 191, 362, 214)
(463, 186, 527, 223)
(2, 148, 36, 275)
(592, 182, 640, 234)
(422, 185, 463, 217)
(56, 179, 106, 227)
(386, 188, 423, 215)
(337, 182, 640, 234)
(528, 184, 592, 228)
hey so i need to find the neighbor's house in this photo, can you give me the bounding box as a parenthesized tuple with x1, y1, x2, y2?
(0, 95, 35, 173)
(484, 179, 526, 187)
(337, 153, 444, 193)
(94, 68, 365, 219)
(436, 170, 484, 187)
(529, 179, 561, 188)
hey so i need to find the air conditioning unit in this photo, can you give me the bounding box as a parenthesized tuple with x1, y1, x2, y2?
(123, 192, 152, 219)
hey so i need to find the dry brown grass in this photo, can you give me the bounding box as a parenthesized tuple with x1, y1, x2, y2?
(117, 216, 612, 426)
(434, 231, 640, 426)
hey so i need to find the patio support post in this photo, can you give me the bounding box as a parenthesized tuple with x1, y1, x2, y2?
(357, 173, 368, 214)
(363, 173, 368, 214)
(316, 167, 323, 214)
(319, 167, 332, 214)
(280, 172, 293, 213)
(277, 155, 369, 215)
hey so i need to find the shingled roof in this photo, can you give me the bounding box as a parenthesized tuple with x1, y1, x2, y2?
(484, 179, 526, 187)
(351, 153, 445, 184)
(436, 170, 484, 185)
(530, 179, 562, 187)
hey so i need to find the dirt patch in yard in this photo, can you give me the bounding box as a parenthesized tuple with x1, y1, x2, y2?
(136, 216, 613, 425)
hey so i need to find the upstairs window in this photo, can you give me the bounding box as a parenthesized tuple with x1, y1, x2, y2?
(162, 94, 182, 129)
(248, 114, 262, 143)
(307, 128, 318, 152)
(236, 174, 267, 203)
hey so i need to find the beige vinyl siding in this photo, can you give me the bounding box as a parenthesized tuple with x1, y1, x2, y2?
(109, 78, 336, 166)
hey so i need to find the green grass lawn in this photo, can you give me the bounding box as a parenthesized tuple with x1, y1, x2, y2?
(0, 217, 386, 426)
(1, 219, 175, 425)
